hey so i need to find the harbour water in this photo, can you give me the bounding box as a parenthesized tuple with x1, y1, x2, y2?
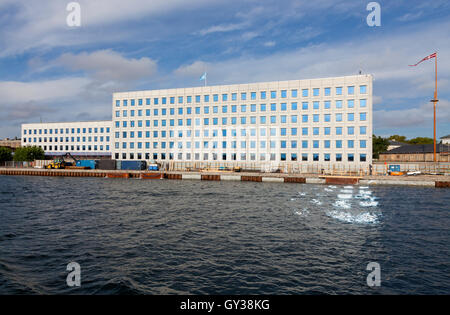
(0, 176, 449, 294)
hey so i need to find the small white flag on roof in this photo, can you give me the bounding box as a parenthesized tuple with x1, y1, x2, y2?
(200, 72, 207, 81)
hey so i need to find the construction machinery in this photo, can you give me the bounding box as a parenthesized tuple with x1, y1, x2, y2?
(46, 153, 82, 169)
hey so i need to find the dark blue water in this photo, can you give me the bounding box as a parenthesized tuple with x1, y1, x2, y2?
(0, 176, 449, 294)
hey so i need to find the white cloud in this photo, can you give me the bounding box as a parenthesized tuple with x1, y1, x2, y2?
(374, 100, 450, 128)
(197, 22, 248, 36)
(263, 41, 276, 47)
(0, 0, 224, 56)
(56, 50, 157, 82)
(0, 78, 89, 104)
(174, 61, 210, 77)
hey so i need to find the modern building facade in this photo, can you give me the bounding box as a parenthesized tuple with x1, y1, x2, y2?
(112, 75, 373, 171)
(21, 121, 112, 157)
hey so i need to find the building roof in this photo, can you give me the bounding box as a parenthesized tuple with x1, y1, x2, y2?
(441, 135, 450, 139)
(381, 143, 450, 154)
(388, 140, 407, 146)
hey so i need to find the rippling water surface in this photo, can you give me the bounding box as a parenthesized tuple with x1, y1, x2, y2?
(0, 176, 449, 294)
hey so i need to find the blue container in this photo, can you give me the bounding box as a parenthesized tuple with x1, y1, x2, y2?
(119, 161, 147, 170)
(76, 160, 97, 169)
(148, 164, 159, 171)
(389, 165, 401, 172)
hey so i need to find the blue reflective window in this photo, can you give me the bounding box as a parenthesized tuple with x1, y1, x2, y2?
(360, 85, 367, 94)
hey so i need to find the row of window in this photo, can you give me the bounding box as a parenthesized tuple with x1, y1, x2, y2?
(114, 126, 368, 139)
(114, 100, 368, 117)
(114, 113, 368, 128)
(24, 136, 110, 143)
(24, 127, 111, 136)
(114, 139, 368, 150)
(38, 145, 110, 151)
(114, 152, 368, 162)
(115, 86, 368, 107)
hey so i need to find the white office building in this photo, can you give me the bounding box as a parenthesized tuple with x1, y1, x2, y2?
(21, 121, 112, 157)
(112, 75, 373, 171)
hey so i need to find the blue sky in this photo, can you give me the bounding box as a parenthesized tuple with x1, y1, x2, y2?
(0, 0, 449, 139)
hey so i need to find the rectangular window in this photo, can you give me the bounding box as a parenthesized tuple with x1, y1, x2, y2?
(313, 114, 319, 123)
(360, 85, 367, 94)
(360, 112, 367, 121)
(348, 86, 355, 95)
(302, 89, 308, 97)
(281, 90, 287, 98)
(270, 91, 276, 99)
(260, 91, 266, 99)
(313, 88, 319, 96)
(360, 140, 367, 148)
(348, 140, 354, 149)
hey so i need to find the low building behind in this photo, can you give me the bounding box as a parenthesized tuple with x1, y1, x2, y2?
(379, 143, 450, 162)
(0, 138, 21, 151)
(441, 135, 450, 145)
(21, 121, 112, 159)
(387, 140, 407, 151)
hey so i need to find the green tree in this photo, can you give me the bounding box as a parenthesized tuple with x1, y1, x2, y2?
(408, 137, 434, 145)
(388, 135, 407, 143)
(0, 147, 13, 162)
(13, 146, 45, 162)
(372, 135, 389, 159)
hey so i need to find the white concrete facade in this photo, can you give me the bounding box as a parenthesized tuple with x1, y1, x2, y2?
(21, 121, 112, 156)
(112, 75, 373, 170)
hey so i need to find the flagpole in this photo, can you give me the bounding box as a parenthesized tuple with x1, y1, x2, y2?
(431, 53, 438, 162)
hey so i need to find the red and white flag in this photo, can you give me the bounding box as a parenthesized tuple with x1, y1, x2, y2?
(409, 52, 437, 66)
